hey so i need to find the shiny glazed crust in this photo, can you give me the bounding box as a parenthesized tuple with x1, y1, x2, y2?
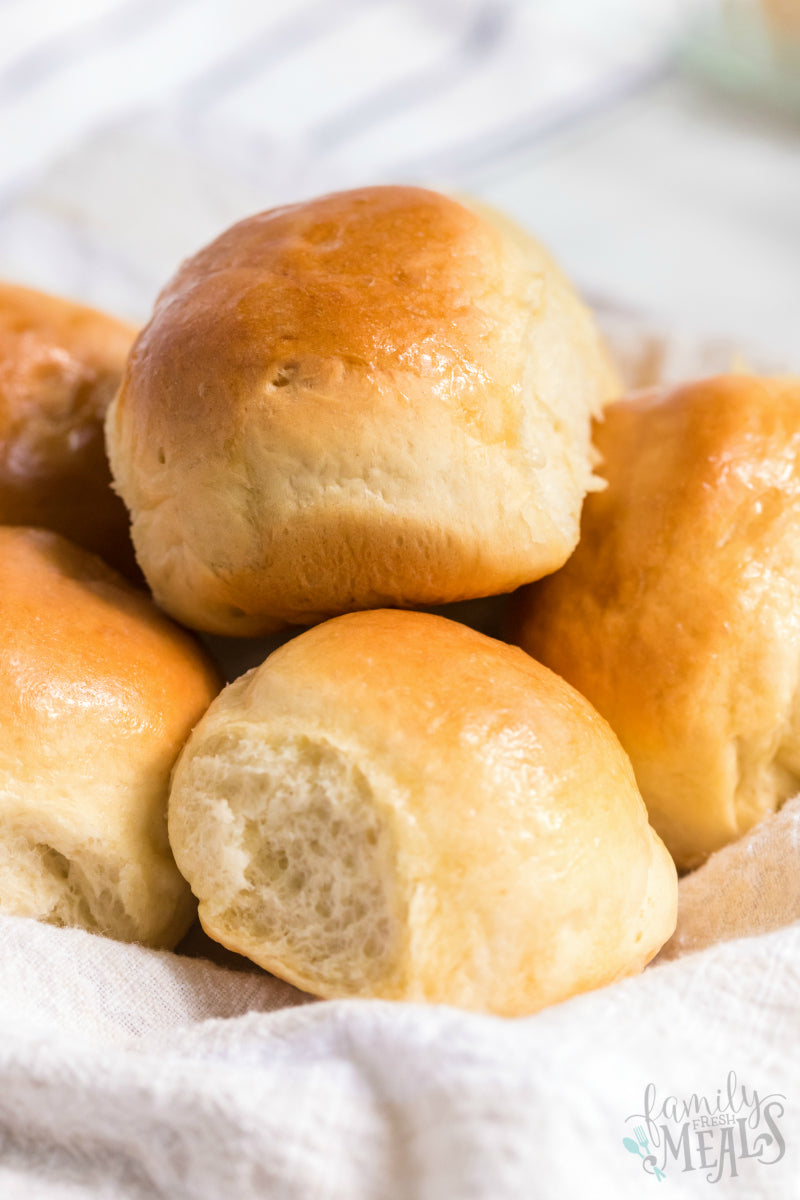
(168, 609, 676, 1015)
(514, 374, 800, 870)
(107, 185, 619, 635)
(0, 527, 220, 946)
(0, 282, 138, 575)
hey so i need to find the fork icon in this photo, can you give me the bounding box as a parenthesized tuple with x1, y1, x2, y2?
(622, 1126, 666, 1182)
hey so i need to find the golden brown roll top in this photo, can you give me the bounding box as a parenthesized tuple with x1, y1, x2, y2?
(513, 374, 800, 871)
(107, 185, 619, 635)
(0, 526, 220, 946)
(0, 283, 138, 575)
(168, 609, 676, 1015)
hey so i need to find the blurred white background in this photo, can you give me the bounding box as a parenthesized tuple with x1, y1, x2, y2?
(0, 0, 798, 363)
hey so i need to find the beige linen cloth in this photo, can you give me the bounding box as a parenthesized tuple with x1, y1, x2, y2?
(0, 799, 799, 1200)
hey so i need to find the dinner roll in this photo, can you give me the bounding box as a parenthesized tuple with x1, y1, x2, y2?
(0, 283, 138, 575)
(168, 609, 676, 1015)
(0, 527, 220, 946)
(512, 375, 800, 871)
(106, 185, 619, 636)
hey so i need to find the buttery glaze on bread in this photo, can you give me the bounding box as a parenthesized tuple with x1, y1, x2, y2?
(168, 609, 677, 1016)
(0, 283, 138, 575)
(106, 185, 619, 636)
(0, 527, 220, 946)
(513, 374, 800, 871)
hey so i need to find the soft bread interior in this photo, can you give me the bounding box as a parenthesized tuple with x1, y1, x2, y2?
(171, 731, 404, 993)
(0, 825, 139, 940)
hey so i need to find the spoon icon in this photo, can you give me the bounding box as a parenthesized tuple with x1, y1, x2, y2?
(623, 1136, 666, 1182)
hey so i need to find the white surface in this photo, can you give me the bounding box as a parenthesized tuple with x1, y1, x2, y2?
(0, 0, 700, 322)
(475, 74, 800, 365)
(0, 0, 692, 196)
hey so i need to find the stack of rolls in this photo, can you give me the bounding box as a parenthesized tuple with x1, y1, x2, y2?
(2, 185, 713, 1014)
(0, 285, 220, 950)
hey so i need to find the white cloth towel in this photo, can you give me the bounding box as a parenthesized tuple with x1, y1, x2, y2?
(0, 912, 798, 1199)
(2, 797, 800, 1199)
